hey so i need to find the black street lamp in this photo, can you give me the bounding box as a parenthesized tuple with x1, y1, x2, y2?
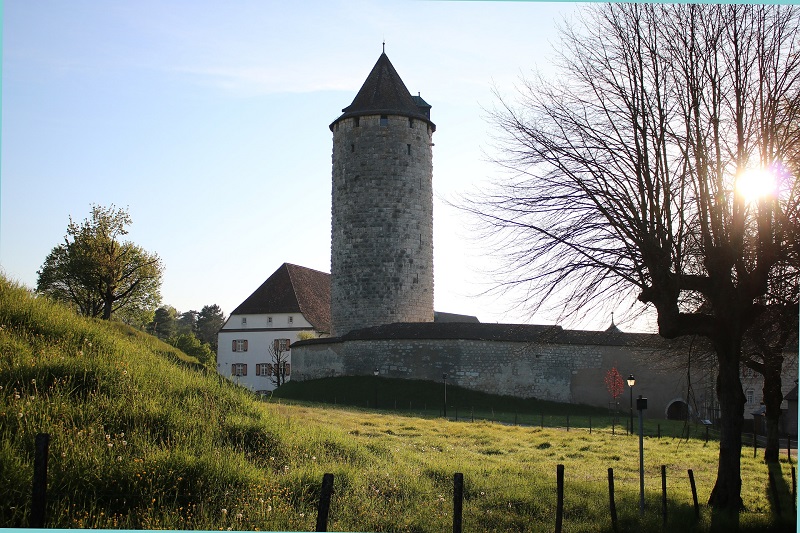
(373, 368, 379, 408)
(443, 373, 448, 418)
(627, 374, 635, 435)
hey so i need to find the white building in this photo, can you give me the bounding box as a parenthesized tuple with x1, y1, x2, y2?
(217, 263, 330, 393)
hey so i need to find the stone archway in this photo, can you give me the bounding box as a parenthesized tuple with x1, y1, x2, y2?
(666, 399, 690, 420)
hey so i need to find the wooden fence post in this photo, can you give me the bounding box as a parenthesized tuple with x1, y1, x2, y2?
(566, 414, 570, 432)
(754, 432, 758, 458)
(556, 464, 564, 533)
(453, 473, 464, 533)
(315, 473, 334, 532)
(589, 416, 592, 434)
(792, 465, 796, 507)
(607, 467, 618, 533)
(661, 465, 667, 525)
(688, 469, 699, 519)
(30, 433, 50, 528)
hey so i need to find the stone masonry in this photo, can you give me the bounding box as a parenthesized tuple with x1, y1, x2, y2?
(329, 69, 435, 336)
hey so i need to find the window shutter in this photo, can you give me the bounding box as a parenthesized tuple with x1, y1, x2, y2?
(273, 339, 279, 352)
(285, 363, 291, 376)
(255, 364, 261, 376)
(243, 340, 248, 351)
(286, 339, 291, 349)
(243, 364, 247, 376)
(232, 340, 236, 351)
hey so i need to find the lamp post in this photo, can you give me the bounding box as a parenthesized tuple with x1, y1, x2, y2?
(443, 373, 448, 418)
(373, 368, 379, 409)
(627, 374, 635, 435)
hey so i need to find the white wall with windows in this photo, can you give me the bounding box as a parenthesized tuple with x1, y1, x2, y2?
(217, 312, 318, 393)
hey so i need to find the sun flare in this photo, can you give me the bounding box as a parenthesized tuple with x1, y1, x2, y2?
(735, 167, 778, 204)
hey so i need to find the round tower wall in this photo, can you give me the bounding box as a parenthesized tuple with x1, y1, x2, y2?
(331, 114, 434, 336)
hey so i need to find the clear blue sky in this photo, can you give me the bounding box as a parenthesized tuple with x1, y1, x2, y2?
(3, 1, 645, 330)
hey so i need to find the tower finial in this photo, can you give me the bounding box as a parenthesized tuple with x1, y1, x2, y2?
(382, 39, 385, 53)
(611, 311, 615, 326)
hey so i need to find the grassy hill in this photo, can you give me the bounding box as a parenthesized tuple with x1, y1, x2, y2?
(0, 277, 795, 531)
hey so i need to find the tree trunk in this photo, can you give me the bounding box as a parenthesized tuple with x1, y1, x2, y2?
(762, 357, 784, 463)
(708, 342, 746, 513)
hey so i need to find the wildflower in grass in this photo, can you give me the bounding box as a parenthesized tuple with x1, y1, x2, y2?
(235, 513, 243, 520)
(221, 509, 227, 515)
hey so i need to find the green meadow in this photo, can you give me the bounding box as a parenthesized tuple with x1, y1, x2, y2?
(0, 277, 795, 531)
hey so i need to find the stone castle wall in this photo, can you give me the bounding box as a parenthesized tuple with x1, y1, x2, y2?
(330, 114, 434, 336)
(290, 338, 697, 415)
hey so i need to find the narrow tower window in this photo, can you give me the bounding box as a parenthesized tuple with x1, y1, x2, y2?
(407, 144, 411, 155)
(354, 117, 360, 127)
(351, 144, 355, 153)
(380, 115, 388, 126)
(409, 118, 414, 128)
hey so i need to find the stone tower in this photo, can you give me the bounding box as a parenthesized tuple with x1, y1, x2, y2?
(329, 52, 435, 336)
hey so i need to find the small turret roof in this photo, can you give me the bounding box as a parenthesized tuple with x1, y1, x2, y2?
(330, 52, 435, 131)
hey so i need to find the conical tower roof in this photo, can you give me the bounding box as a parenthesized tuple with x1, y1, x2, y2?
(330, 52, 435, 131)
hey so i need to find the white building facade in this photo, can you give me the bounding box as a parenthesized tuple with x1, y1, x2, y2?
(216, 263, 330, 394)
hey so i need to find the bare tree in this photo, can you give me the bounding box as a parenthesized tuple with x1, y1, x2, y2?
(268, 338, 291, 388)
(465, 4, 800, 513)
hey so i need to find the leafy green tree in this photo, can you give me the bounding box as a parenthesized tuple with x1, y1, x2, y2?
(169, 334, 215, 367)
(176, 310, 198, 336)
(147, 305, 178, 340)
(37, 205, 163, 320)
(197, 304, 226, 351)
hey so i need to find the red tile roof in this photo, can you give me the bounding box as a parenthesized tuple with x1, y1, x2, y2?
(231, 263, 331, 333)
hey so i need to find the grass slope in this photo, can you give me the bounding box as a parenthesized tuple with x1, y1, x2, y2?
(0, 277, 795, 531)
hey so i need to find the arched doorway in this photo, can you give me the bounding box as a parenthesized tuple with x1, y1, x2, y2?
(666, 400, 690, 420)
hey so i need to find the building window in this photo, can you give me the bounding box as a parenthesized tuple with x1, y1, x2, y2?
(351, 143, 355, 153)
(380, 115, 388, 126)
(742, 366, 754, 378)
(231, 363, 247, 376)
(272, 362, 291, 376)
(354, 117, 359, 127)
(267, 316, 273, 326)
(256, 363, 271, 376)
(288, 316, 294, 325)
(274, 338, 291, 352)
(232, 339, 248, 352)
(409, 118, 414, 128)
(407, 144, 411, 155)
(746, 389, 755, 405)
(241, 317, 247, 327)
